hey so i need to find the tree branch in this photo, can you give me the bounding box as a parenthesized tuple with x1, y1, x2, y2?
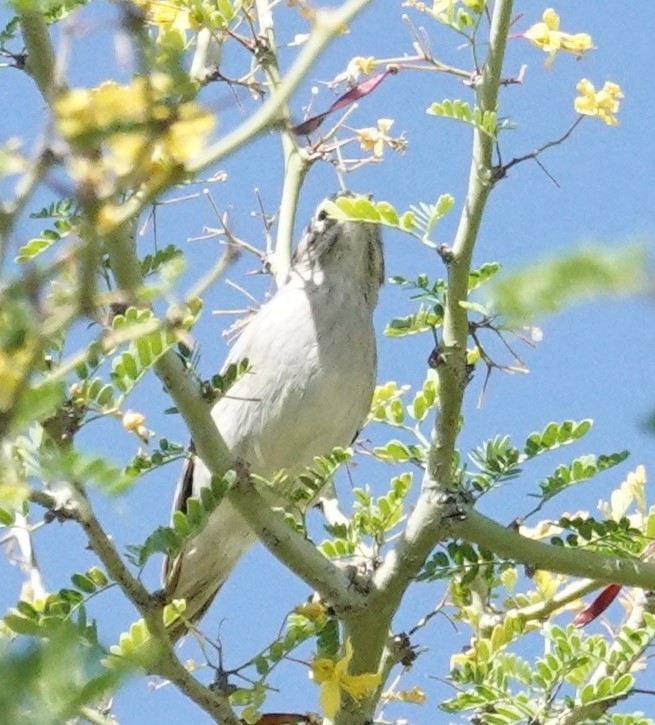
(28, 485, 241, 724)
(370, 0, 516, 613)
(19, 9, 56, 99)
(229, 474, 366, 612)
(457, 509, 655, 592)
(254, 0, 312, 286)
(336, 5, 516, 718)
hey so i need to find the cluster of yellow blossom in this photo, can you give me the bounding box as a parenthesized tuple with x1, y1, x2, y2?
(574, 79, 623, 126)
(53, 73, 214, 194)
(381, 686, 427, 705)
(524, 9, 623, 125)
(132, 0, 233, 35)
(357, 119, 406, 159)
(133, 0, 192, 30)
(524, 8, 593, 68)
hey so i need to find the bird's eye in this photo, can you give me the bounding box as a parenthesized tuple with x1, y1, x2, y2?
(317, 208, 328, 222)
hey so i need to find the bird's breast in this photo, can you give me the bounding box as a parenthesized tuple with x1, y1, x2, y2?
(210, 284, 376, 481)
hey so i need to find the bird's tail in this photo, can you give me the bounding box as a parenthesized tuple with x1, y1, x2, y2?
(164, 499, 257, 641)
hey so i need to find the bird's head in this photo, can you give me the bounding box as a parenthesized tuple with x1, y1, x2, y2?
(292, 192, 384, 306)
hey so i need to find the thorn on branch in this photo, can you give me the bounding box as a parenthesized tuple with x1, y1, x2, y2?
(43, 499, 78, 524)
(427, 346, 445, 369)
(390, 632, 418, 668)
(437, 244, 453, 263)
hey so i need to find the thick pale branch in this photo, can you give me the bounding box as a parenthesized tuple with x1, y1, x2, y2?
(19, 10, 56, 99)
(373, 0, 515, 610)
(28, 486, 240, 723)
(254, 0, 312, 286)
(458, 509, 655, 591)
(337, 6, 517, 719)
(229, 476, 366, 611)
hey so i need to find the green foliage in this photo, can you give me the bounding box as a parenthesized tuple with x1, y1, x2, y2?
(467, 420, 626, 502)
(126, 472, 233, 567)
(29, 198, 77, 220)
(107, 601, 185, 669)
(140, 244, 183, 277)
(36, 445, 138, 494)
(468, 262, 502, 292)
(385, 305, 443, 337)
(407, 373, 439, 422)
(0, 628, 123, 725)
(418, 540, 499, 585)
(292, 448, 352, 504)
(374, 439, 425, 465)
(16, 206, 77, 263)
(538, 451, 630, 503)
(352, 472, 413, 540)
(443, 621, 650, 722)
(9, 380, 68, 434)
(124, 437, 185, 478)
(489, 244, 648, 324)
(210, 358, 250, 395)
(73, 375, 116, 410)
(3, 566, 108, 641)
(0, 15, 19, 45)
(42, 0, 90, 24)
(370, 381, 410, 424)
(524, 419, 593, 456)
(427, 99, 498, 137)
(429, 0, 487, 32)
(320, 472, 414, 559)
(325, 193, 455, 244)
(551, 515, 646, 557)
(385, 261, 500, 338)
(110, 304, 201, 397)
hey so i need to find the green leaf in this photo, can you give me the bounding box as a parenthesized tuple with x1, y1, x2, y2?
(374, 440, 412, 463)
(524, 419, 593, 457)
(468, 262, 502, 292)
(385, 305, 443, 336)
(71, 573, 97, 594)
(140, 244, 183, 277)
(489, 244, 648, 325)
(427, 99, 497, 138)
(538, 450, 629, 500)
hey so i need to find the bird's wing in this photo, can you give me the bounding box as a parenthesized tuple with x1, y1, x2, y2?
(162, 448, 196, 592)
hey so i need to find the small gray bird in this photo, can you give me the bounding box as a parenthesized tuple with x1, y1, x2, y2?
(164, 193, 384, 632)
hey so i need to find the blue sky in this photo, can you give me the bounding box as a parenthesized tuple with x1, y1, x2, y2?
(1, 2, 654, 723)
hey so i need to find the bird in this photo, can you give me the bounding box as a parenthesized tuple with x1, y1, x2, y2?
(163, 192, 384, 634)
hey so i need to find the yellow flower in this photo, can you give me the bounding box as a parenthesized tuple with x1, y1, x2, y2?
(357, 119, 406, 158)
(348, 56, 376, 78)
(311, 639, 381, 722)
(294, 601, 328, 621)
(381, 686, 427, 705)
(524, 9, 593, 68)
(54, 75, 215, 190)
(0, 339, 37, 411)
(122, 410, 146, 432)
(574, 79, 623, 126)
(132, 0, 192, 31)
